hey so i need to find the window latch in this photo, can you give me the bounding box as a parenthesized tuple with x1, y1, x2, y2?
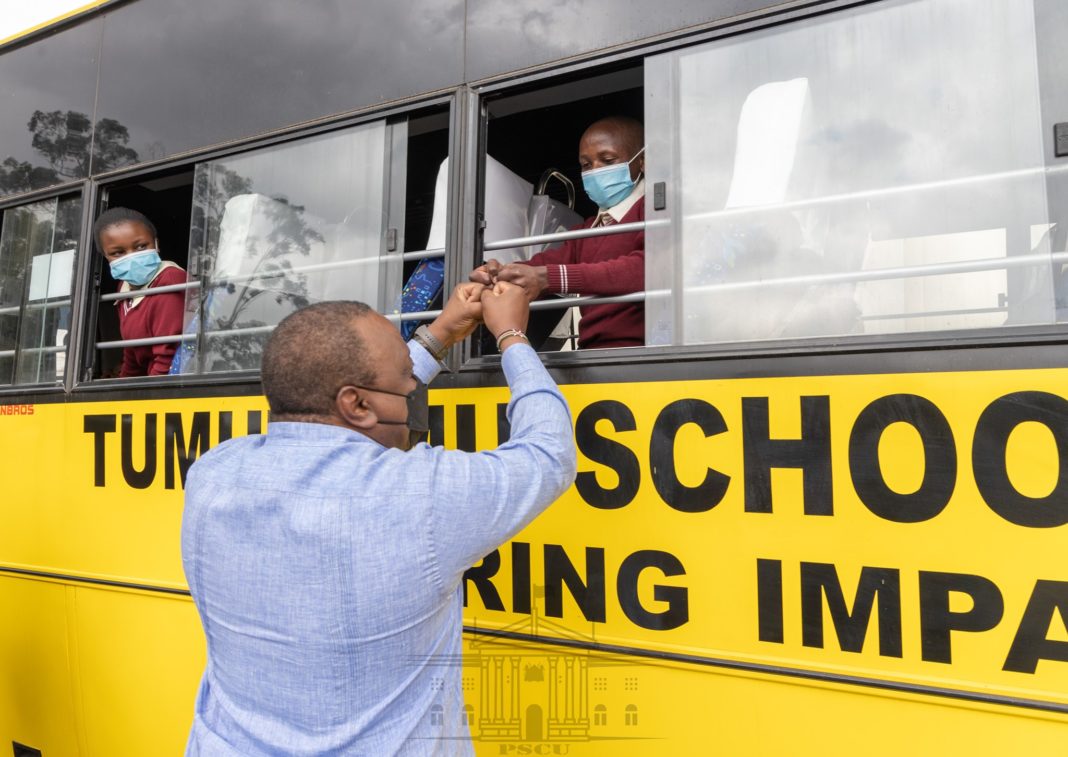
(653, 181, 667, 211)
(1056, 123, 1068, 158)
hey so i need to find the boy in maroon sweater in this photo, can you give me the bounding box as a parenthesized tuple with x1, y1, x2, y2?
(471, 117, 645, 349)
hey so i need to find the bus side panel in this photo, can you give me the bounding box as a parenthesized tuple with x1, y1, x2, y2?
(0, 399, 267, 587)
(72, 588, 204, 755)
(0, 577, 80, 755)
(462, 636, 1068, 756)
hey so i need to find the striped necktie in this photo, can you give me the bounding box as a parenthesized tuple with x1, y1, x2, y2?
(595, 211, 615, 227)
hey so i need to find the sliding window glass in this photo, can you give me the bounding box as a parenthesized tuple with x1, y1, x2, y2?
(0, 195, 81, 385)
(645, 0, 1059, 346)
(175, 119, 406, 374)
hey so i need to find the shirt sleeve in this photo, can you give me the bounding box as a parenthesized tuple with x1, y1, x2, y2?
(409, 339, 442, 384)
(425, 344, 577, 588)
(525, 234, 579, 268)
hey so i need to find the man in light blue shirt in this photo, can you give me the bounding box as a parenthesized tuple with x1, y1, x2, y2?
(182, 282, 576, 755)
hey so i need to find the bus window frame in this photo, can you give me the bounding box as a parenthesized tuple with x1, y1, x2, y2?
(452, 0, 1068, 374)
(0, 183, 91, 396)
(70, 94, 459, 392)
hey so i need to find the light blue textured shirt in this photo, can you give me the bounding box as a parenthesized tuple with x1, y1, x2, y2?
(181, 342, 576, 756)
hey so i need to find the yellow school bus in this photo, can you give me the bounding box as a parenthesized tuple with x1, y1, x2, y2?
(2, 0, 1068, 754)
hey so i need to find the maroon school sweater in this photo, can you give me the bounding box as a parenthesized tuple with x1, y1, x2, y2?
(525, 200, 644, 349)
(116, 265, 187, 377)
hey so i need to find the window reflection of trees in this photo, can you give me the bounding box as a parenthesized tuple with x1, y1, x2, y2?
(0, 110, 139, 196)
(188, 165, 325, 373)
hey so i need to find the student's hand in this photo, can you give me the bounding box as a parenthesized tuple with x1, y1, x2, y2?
(481, 281, 531, 351)
(495, 263, 548, 302)
(429, 282, 486, 346)
(469, 259, 503, 286)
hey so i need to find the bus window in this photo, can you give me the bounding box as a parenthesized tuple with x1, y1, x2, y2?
(644, 0, 1060, 347)
(478, 66, 644, 354)
(0, 194, 81, 386)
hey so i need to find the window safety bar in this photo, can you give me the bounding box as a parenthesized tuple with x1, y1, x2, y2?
(204, 248, 446, 287)
(385, 309, 446, 323)
(96, 333, 191, 349)
(97, 326, 260, 350)
(530, 292, 646, 310)
(404, 247, 445, 261)
(383, 291, 650, 325)
(860, 305, 1008, 321)
(99, 247, 447, 304)
(685, 164, 1068, 224)
(483, 220, 648, 253)
(683, 250, 1068, 296)
(0, 299, 73, 316)
(95, 307, 462, 351)
(101, 281, 200, 302)
(5, 345, 66, 356)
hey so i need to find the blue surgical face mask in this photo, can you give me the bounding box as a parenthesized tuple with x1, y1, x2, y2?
(356, 378, 430, 450)
(110, 249, 162, 286)
(581, 147, 645, 210)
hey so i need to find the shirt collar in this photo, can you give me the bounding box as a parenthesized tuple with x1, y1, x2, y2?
(118, 260, 179, 311)
(266, 421, 380, 445)
(605, 177, 645, 223)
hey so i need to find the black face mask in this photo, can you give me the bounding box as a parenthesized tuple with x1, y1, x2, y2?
(354, 378, 429, 449)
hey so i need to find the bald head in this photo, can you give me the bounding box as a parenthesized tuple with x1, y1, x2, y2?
(262, 301, 376, 421)
(581, 117, 644, 162)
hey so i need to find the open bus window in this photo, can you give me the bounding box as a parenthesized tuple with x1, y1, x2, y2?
(94, 170, 194, 378)
(478, 66, 644, 354)
(393, 110, 451, 341)
(0, 194, 81, 386)
(644, 0, 1061, 347)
